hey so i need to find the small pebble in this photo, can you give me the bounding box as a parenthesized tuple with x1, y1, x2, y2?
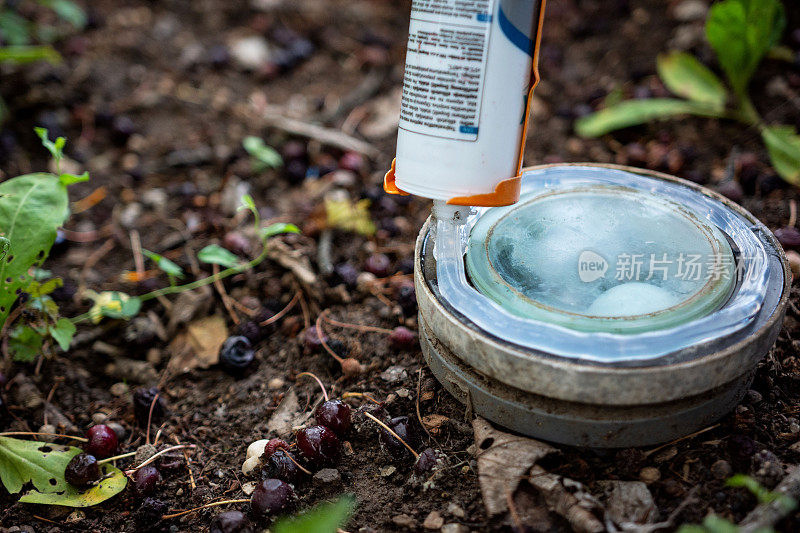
(422, 511, 444, 530)
(639, 466, 661, 484)
(381, 365, 408, 383)
(380, 465, 397, 477)
(441, 525, 470, 533)
(268, 377, 285, 390)
(312, 468, 341, 486)
(107, 422, 127, 441)
(39, 424, 56, 435)
(710, 459, 733, 480)
(392, 514, 416, 529)
(446, 503, 465, 519)
(91, 412, 108, 425)
(110, 382, 129, 397)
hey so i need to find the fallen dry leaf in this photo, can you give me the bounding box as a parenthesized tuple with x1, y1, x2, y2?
(472, 417, 557, 516)
(422, 414, 449, 436)
(267, 388, 300, 437)
(167, 315, 228, 373)
(529, 466, 604, 533)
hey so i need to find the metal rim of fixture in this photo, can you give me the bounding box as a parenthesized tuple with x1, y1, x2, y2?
(417, 163, 789, 447)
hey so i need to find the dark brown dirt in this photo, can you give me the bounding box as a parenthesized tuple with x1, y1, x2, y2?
(2, 0, 800, 531)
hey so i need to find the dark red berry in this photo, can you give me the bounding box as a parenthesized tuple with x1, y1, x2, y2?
(396, 283, 417, 315)
(296, 425, 340, 466)
(364, 254, 391, 277)
(211, 510, 253, 533)
(65, 453, 101, 487)
(380, 416, 421, 460)
(85, 424, 118, 459)
(137, 497, 168, 528)
(219, 336, 255, 374)
(133, 387, 167, 427)
(774, 227, 800, 249)
(134, 465, 161, 496)
(303, 326, 328, 353)
(315, 399, 351, 436)
(262, 449, 302, 484)
(250, 478, 295, 517)
(236, 321, 263, 344)
(389, 327, 416, 350)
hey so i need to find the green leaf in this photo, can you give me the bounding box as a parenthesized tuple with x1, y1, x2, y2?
(325, 198, 376, 236)
(0, 437, 80, 494)
(701, 514, 739, 533)
(49, 318, 76, 351)
(705, 0, 786, 97)
(8, 325, 44, 362)
(273, 495, 355, 533)
(762, 126, 800, 186)
(260, 223, 301, 241)
(0, 45, 61, 64)
(238, 193, 261, 231)
(656, 52, 727, 109)
(243, 136, 283, 172)
(575, 99, 726, 138)
(19, 461, 127, 507)
(59, 171, 89, 186)
(87, 291, 142, 323)
(0, 10, 32, 46)
(197, 244, 240, 268)
(38, 0, 86, 29)
(0, 173, 71, 325)
(142, 249, 185, 279)
(0, 236, 8, 262)
(34, 127, 64, 161)
(0, 437, 127, 507)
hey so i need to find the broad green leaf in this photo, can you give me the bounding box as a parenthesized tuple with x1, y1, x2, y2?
(87, 291, 142, 323)
(50, 318, 76, 351)
(20, 462, 127, 507)
(273, 495, 355, 533)
(701, 515, 739, 533)
(142, 249, 185, 279)
(260, 222, 301, 241)
(575, 99, 726, 138)
(0, 45, 61, 64)
(0, 10, 32, 46)
(706, 0, 786, 97)
(675, 527, 711, 533)
(0, 236, 8, 262)
(762, 126, 800, 186)
(0, 437, 80, 494)
(38, 0, 86, 29)
(325, 198, 376, 236)
(243, 136, 283, 171)
(0, 173, 71, 325)
(198, 244, 240, 268)
(9, 325, 44, 362)
(656, 52, 727, 109)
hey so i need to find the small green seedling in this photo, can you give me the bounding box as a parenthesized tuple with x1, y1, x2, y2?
(243, 136, 283, 172)
(576, 0, 800, 185)
(675, 474, 797, 533)
(273, 494, 355, 533)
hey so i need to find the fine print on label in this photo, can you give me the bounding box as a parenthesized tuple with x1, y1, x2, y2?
(399, 0, 494, 142)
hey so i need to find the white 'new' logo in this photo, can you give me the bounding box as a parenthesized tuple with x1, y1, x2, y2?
(578, 250, 608, 282)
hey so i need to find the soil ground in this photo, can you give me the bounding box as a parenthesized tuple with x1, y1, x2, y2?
(2, 0, 800, 531)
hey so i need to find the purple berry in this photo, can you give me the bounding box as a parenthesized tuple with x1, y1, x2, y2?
(85, 424, 118, 459)
(219, 336, 255, 374)
(262, 449, 303, 484)
(250, 478, 295, 517)
(380, 416, 421, 460)
(65, 453, 101, 487)
(211, 510, 253, 533)
(134, 465, 161, 495)
(774, 227, 800, 249)
(133, 387, 167, 427)
(415, 447, 444, 475)
(315, 399, 351, 436)
(296, 425, 340, 466)
(364, 254, 391, 277)
(389, 326, 416, 350)
(137, 497, 168, 528)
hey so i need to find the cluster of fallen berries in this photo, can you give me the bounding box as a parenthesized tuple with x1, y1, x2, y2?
(237, 373, 445, 522)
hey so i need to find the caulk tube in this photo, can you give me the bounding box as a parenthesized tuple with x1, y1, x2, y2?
(387, 0, 546, 206)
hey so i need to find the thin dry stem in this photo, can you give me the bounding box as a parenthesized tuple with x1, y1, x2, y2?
(315, 313, 345, 364)
(0, 431, 88, 442)
(261, 290, 301, 326)
(161, 498, 249, 520)
(297, 371, 329, 402)
(364, 411, 419, 460)
(145, 392, 160, 445)
(323, 311, 393, 335)
(97, 451, 137, 464)
(126, 444, 195, 474)
(285, 451, 313, 475)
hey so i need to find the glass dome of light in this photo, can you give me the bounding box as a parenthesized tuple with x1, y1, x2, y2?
(465, 185, 736, 333)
